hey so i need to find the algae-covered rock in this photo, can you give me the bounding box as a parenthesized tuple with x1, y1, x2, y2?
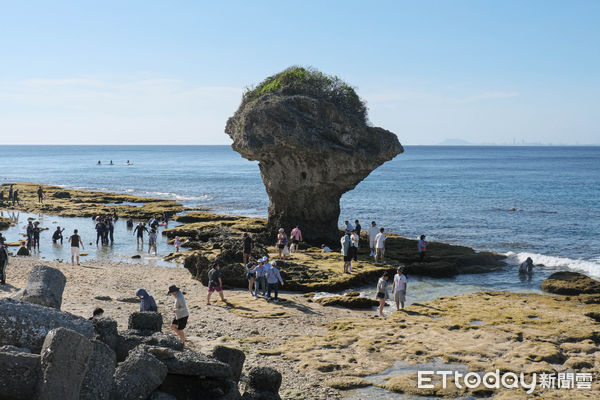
(0, 217, 12, 230)
(226, 66, 402, 244)
(315, 295, 378, 309)
(541, 271, 600, 295)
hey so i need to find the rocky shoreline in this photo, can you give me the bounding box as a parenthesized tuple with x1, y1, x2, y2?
(2, 183, 598, 398)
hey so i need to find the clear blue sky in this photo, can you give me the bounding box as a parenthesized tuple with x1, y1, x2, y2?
(0, 0, 598, 145)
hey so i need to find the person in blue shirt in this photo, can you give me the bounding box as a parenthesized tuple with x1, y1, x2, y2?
(266, 261, 284, 302)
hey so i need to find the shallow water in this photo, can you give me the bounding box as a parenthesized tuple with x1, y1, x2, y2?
(0, 210, 182, 267)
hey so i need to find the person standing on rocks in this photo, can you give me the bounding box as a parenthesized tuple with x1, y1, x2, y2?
(8, 184, 13, 204)
(354, 219, 362, 240)
(376, 272, 390, 317)
(341, 232, 352, 273)
(68, 229, 84, 266)
(368, 221, 378, 259)
(0, 241, 9, 285)
(290, 226, 303, 253)
(168, 285, 189, 345)
(374, 227, 386, 265)
(207, 264, 227, 305)
(12, 189, 19, 206)
(344, 220, 354, 233)
(350, 230, 359, 263)
(133, 222, 148, 247)
(418, 235, 427, 263)
(392, 266, 407, 310)
(37, 186, 44, 204)
(266, 261, 284, 302)
(136, 288, 158, 312)
(276, 228, 288, 260)
(242, 233, 253, 264)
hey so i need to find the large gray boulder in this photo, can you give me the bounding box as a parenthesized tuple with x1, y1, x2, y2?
(128, 311, 163, 333)
(225, 67, 402, 243)
(212, 345, 246, 382)
(0, 351, 41, 400)
(159, 375, 240, 400)
(39, 328, 93, 400)
(162, 350, 232, 378)
(11, 265, 66, 309)
(111, 351, 168, 400)
(116, 330, 183, 362)
(80, 339, 116, 400)
(242, 367, 282, 400)
(0, 299, 94, 353)
(92, 317, 119, 353)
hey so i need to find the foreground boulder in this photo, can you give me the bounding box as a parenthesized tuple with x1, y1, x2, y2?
(0, 299, 94, 352)
(212, 345, 246, 383)
(112, 350, 168, 400)
(11, 265, 66, 309)
(541, 271, 600, 295)
(0, 350, 41, 400)
(39, 328, 93, 400)
(242, 367, 282, 400)
(80, 339, 117, 400)
(226, 66, 402, 243)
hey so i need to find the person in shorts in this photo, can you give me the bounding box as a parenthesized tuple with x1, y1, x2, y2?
(68, 229, 84, 266)
(374, 227, 386, 265)
(290, 226, 302, 253)
(206, 264, 226, 305)
(168, 285, 189, 346)
(392, 266, 407, 310)
(376, 272, 389, 317)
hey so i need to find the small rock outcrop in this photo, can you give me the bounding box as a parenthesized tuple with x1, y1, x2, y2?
(541, 271, 600, 295)
(0, 350, 42, 399)
(226, 66, 403, 243)
(128, 312, 163, 333)
(12, 265, 67, 309)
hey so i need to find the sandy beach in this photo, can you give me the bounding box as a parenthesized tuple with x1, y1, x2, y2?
(0, 257, 360, 399)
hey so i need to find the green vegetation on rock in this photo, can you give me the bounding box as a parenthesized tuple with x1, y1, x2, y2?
(242, 66, 367, 123)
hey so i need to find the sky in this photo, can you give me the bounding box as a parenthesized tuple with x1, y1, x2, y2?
(0, 0, 598, 145)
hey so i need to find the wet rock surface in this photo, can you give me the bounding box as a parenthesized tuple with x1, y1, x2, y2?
(541, 271, 600, 295)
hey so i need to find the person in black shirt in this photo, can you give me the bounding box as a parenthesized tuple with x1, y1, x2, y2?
(52, 227, 65, 244)
(37, 186, 44, 204)
(206, 265, 226, 305)
(133, 222, 148, 246)
(242, 233, 253, 264)
(68, 229, 84, 265)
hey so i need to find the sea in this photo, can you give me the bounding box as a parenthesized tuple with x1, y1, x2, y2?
(0, 145, 598, 399)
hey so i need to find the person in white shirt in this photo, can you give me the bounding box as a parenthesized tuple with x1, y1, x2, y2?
(374, 227, 386, 265)
(392, 266, 407, 310)
(350, 231, 359, 264)
(367, 221, 378, 258)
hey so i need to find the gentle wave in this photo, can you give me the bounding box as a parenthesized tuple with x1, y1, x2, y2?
(505, 251, 600, 279)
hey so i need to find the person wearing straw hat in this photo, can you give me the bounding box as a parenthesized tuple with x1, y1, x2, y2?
(168, 285, 189, 345)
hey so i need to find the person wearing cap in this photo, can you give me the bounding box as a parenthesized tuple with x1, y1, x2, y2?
(392, 266, 407, 310)
(254, 257, 268, 298)
(290, 226, 302, 253)
(266, 261, 284, 302)
(276, 228, 288, 260)
(418, 235, 427, 263)
(206, 264, 226, 305)
(168, 285, 189, 345)
(0, 241, 9, 285)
